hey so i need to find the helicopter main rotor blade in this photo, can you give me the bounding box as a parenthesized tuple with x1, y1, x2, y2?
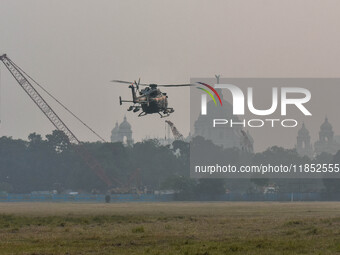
(111, 80, 149, 85)
(111, 80, 133, 84)
(156, 84, 194, 87)
(110, 80, 196, 87)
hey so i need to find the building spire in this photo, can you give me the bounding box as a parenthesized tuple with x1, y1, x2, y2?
(215, 74, 220, 84)
(214, 74, 223, 100)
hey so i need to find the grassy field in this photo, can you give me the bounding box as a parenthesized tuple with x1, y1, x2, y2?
(1, 202, 340, 254)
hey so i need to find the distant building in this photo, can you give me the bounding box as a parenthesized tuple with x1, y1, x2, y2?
(111, 116, 133, 145)
(296, 123, 313, 158)
(314, 117, 340, 155)
(334, 135, 340, 144)
(193, 75, 254, 152)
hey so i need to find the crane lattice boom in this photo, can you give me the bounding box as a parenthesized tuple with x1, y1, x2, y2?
(165, 120, 184, 141)
(0, 54, 80, 144)
(0, 54, 114, 187)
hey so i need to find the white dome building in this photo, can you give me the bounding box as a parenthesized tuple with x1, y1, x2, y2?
(296, 123, 313, 158)
(314, 117, 340, 155)
(111, 116, 133, 145)
(193, 87, 254, 152)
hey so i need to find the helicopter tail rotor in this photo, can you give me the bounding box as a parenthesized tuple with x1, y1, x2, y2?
(134, 78, 141, 91)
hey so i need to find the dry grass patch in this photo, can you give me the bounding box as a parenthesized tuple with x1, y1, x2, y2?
(0, 202, 340, 254)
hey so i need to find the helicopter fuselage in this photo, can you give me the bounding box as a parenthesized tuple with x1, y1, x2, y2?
(119, 84, 174, 117)
(137, 95, 168, 113)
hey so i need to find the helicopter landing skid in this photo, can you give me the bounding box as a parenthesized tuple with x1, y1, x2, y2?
(158, 112, 170, 118)
(158, 108, 174, 118)
(138, 111, 169, 118)
(137, 108, 174, 118)
(138, 111, 148, 117)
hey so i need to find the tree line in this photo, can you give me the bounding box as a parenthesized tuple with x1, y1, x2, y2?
(0, 130, 339, 198)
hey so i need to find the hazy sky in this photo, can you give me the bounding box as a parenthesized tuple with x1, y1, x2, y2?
(1, 0, 340, 146)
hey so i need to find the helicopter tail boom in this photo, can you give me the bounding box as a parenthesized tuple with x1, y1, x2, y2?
(119, 97, 134, 105)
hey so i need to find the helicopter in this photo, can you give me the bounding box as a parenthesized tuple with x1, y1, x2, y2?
(111, 79, 192, 117)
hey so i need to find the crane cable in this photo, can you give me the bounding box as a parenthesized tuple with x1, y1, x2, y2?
(8, 59, 107, 143)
